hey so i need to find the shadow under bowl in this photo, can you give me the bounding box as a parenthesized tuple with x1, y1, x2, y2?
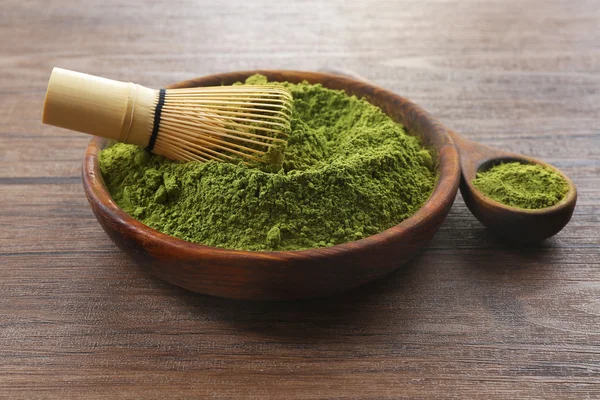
(83, 70, 460, 301)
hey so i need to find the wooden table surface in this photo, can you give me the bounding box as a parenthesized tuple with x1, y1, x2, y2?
(2, 0, 599, 398)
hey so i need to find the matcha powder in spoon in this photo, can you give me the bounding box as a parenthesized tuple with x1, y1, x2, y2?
(99, 75, 436, 251)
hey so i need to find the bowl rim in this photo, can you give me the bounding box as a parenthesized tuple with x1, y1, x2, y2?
(83, 70, 460, 261)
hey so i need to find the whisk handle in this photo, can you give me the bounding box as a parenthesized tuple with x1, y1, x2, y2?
(42, 68, 156, 145)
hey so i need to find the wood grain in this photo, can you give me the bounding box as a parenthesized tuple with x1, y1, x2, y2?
(1, 0, 599, 398)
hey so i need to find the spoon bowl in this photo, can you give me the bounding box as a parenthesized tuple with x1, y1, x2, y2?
(449, 131, 577, 242)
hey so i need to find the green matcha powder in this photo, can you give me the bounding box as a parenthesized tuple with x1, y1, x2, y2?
(99, 75, 436, 251)
(473, 162, 569, 209)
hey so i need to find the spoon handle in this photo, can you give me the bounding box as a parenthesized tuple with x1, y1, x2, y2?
(447, 130, 518, 181)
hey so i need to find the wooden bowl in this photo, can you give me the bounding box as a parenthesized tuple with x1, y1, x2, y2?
(83, 70, 460, 301)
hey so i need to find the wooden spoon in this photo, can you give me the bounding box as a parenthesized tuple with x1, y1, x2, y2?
(448, 130, 577, 242)
(319, 68, 577, 242)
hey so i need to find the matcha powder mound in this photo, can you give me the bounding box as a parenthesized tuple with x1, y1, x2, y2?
(472, 162, 569, 209)
(99, 75, 436, 251)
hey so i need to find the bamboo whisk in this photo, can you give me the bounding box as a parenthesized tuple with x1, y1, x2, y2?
(42, 68, 293, 163)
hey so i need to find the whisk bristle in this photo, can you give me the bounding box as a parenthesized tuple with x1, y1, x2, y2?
(150, 85, 293, 163)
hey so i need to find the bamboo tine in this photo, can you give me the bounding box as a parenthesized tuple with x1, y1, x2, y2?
(160, 115, 288, 143)
(159, 119, 275, 151)
(159, 123, 268, 159)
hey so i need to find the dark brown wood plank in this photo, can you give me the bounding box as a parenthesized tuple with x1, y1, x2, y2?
(1, 0, 599, 398)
